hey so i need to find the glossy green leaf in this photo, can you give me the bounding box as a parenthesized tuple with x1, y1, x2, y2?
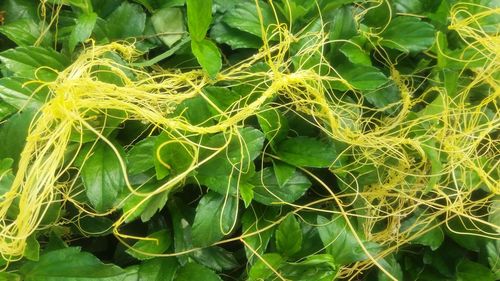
(242, 205, 278, 262)
(250, 167, 311, 205)
(222, 1, 276, 37)
(191, 191, 238, 247)
(0, 18, 51, 47)
(80, 141, 125, 212)
(196, 127, 264, 195)
(0, 47, 69, 81)
(248, 253, 283, 281)
(317, 215, 374, 265)
(175, 262, 222, 281)
(191, 246, 239, 271)
(127, 136, 157, 175)
(20, 247, 126, 281)
(154, 133, 195, 180)
(191, 39, 222, 79)
(329, 5, 357, 41)
(210, 22, 261, 49)
(332, 63, 389, 91)
(138, 257, 179, 281)
(380, 16, 436, 52)
(257, 107, 289, 145)
(276, 214, 302, 256)
(126, 230, 171, 260)
(106, 2, 146, 40)
(68, 12, 97, 53)
(0, 77, 48, 109)
(276, 136, 338, 168)
(0, 109, 36, 169)
(151, 7, 184, 47)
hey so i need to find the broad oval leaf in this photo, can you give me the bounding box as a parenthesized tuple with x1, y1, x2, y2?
(191, 191, 238, 247)
(80, 141, 125, 212)
(380, 16, 436, 52)
(191, 39, 222, 79)
(186, 0, 212, 41)
(276, 214, 303, 256)
(126, 229, 171, 260)
(175, 262, 222, 281)
(20, 247, 126, 281)
(276, 136, 338, 168)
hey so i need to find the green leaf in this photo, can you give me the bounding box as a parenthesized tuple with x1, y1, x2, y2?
(191, 39, 222, 79)
(250, 167, 311, 205)
(0, 101, 16, 121)
(80, 141, 125, 212)
(20, 247, 126, 281)
(186, 0, 212, 41)
(276, 136, 338, 168)
(191, 191, 238, 247)
(0, 77, 48, 109)
(242, 205, 278, 262)
(23, 235, 40, 261)
(317, 215, 372, 265)
(273, 160, 296, 188)
(106, 2, 146, 40)
(456, 259, 495, 281)
(120, 182, 171, 223)
(154, 133, 195, 180)
(329, 5, 357, 41)
(332, 63, 389, 91)
(222, 1, 276, 37)
(377, 255, 403, 281)
(279, 254, 338, 281)
(68, 12, 97, 53)
(0, 47, 69, 81)
(276, 214, 302, 256)
(210, 22, 261, 49)
(339, 42, 371, 66)
(196, 127, 264, 195)
(191, 246, 239, 271)
(175, 262, 222, 281)
(126, 230, 171, 260)
(127, 136, 157, 175)
(151, 7, 184, 47)
(0, 272, 21, 281)
(380, 16, 436, 52)
(248, 253, 283, 281)
(257, 107, 289, 145)
(0, 18, 51, 47)
(77, 216, 113, 236)
(0, 108, 36, 169)
(138, 257, 179, 281)
(486, 240, 500, 280)
(239, 181, 254, 208)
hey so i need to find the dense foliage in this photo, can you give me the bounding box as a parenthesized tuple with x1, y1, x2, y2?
(0, 0, 498, 280)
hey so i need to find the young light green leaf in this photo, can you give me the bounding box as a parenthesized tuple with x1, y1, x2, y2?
(80, 141, 125, 212)
(191, 39, 222, 79)
(186, 0, 212, 41)
(276, 214, 302, 256)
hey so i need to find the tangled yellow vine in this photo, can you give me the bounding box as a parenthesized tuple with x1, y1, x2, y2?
(0, 0, 498, 280)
